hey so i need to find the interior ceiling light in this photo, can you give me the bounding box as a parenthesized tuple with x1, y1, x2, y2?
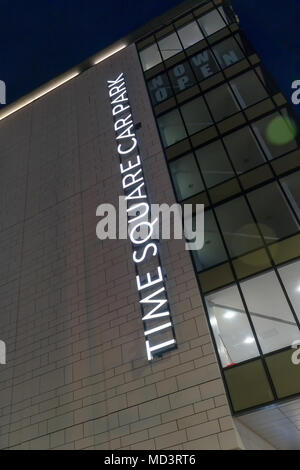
(244, 336, 255, 344)
(223, 310, 236, 319)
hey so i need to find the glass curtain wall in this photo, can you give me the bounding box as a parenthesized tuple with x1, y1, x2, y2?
(138, 0, 300, 413)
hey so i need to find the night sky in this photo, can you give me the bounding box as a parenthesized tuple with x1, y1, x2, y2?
(231, 0, 300, 118)
(0, 0, 183, 105)
(1, 0, 300, 116)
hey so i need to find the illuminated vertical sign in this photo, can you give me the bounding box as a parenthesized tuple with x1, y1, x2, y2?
(107, 73, 176, 361)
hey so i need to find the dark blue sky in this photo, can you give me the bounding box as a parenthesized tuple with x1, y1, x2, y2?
(231, 0, 300, 118)
(1, 0, 300, 116)
(0, 0, 183, 105)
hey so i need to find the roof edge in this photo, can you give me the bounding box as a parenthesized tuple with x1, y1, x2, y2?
(0, 0, 204, 122)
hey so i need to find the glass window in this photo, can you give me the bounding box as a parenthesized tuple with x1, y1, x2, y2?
(266, 349, 300, 400)
(198, 8, 226, 37)
(256, 65, 279, 95)
(147, 73, 173, 105)
(190, 49, 220, 81)
(193, 209, 228, 271)
(240, 271, 300, 354)
(157, 109, 187, 147)
(158, 32, 183, 60)
(180, 96, 213, 135)
(213, 37, 244, 69)
(223, 126, 265, 174)
(218, 6, 231, 25)
(279, 259, 300, 323)
(169, 153, 204, 201)
(140, 43, 162, 71)
(177, 20, 204, 48)
(230, 70, 268, 109)
(247, 183, 299, 243)
(224, 360, 274, 412)
(168, 61, 196, 93)
(280, 171, 300, 221)
(195, 140, 234, 187)
(205, 284, 260, 367)
(235, 31, 254, 55)
(205, 83, 240, 122)
(215, 196, 263, 257)
(251, 110, 298, 160)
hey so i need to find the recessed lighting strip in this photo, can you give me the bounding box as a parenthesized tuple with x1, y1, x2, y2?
(0, 43, 127, 122)
(0, 71, 80, 122)
(93, 44, 127, 65)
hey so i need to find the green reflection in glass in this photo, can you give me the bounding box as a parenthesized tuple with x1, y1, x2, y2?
(266, 116, 298, 146)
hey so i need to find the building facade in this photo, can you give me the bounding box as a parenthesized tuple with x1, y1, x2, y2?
(0, 0, 300, 450)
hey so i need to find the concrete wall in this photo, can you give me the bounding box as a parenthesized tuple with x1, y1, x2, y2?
(0, 43, 242, 450)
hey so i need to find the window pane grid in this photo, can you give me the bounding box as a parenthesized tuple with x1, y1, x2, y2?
(177, 20, 204, 48)
(158, 32, 183, 60)
(246, 182, 300, 245)
(139, 8, 239, 72)
(205, 265, 300, 372)
(164, 139, 300, 270)
(212, 36, 245, 70)
(163, 118, 300, 201)
(197, 8, 227, 37)
(145, 32, 249, 100)
(138, 3, 300, 412)
(280, 170, 300, 224)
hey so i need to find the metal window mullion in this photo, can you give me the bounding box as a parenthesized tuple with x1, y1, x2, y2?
(242, 188, 300, 332)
